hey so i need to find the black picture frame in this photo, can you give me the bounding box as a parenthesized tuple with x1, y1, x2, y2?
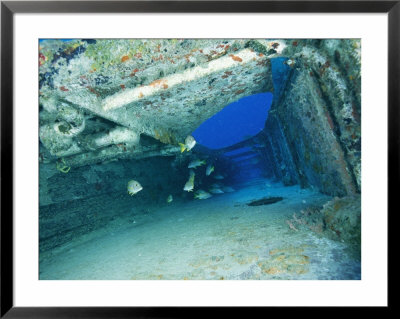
(1, 1, 396, 317)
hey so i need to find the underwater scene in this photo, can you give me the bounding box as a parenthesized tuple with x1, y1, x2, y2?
(39, 39, 361, 280)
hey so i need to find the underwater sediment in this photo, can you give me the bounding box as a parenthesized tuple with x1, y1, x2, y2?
(39, 39, 361, 279)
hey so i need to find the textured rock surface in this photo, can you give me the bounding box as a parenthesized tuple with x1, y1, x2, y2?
(263, 39, 361, 196)
(285, 195, 361, 254)
(39, 39, 360, 194)
(39, 39, 276, 166)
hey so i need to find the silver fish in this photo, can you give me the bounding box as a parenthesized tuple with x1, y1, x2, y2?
(183, 170, 195, 192)
(179, 135, 196, 153)
(213, 174, 224, 180)
(222, 186, 235, 193)
(127, 180, 143, 195)
(188, 159, 206, 169)
(194, 189, 212, 199)
(206, 164, 214, 176)
(209, 187, 224, 194)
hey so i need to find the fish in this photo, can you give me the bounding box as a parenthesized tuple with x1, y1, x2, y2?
(127, 180, 143, 196)
(167, 194, 173, 203)
(250, 158, 260, 164)
(209, 187, 224, 194)
(188, 159, 206, 169)
(285, 59, 296, 67)
(206, 164, 214, 176)
(222, 186, 235, 193)
(213, 174, 224, 180)
(252, 143, 266, 149)
(179, 135, 196, 153)
(183, 170, 195, 192)
(194, 189, 212, 199)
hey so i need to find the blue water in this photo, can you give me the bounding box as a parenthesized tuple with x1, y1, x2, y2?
(39, 42, 361, 281)
(192, 56, 291, 150)
(224, 147, 254, 157)
(192, 93, 273, 149)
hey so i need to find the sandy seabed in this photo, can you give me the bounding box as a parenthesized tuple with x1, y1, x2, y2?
(39, 179, 361, 280)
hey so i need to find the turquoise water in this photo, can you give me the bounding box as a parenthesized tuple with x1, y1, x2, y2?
(39, 179, 360, 280)
(39, 41, 361, 280)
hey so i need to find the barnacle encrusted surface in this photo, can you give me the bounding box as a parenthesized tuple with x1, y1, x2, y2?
(39, 39, 361, 196)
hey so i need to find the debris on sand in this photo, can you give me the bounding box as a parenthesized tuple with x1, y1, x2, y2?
(246, 196, 283, 206)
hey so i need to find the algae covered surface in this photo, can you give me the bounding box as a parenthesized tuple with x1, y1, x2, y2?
(39, 39, 361, 280)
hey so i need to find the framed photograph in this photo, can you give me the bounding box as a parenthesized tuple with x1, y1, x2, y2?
(1, 0, 395, 317)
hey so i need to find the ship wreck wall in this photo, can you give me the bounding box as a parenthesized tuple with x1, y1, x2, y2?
(264, 40, 361, 197)
(263, 114, 300, 186)
(38, 39, 362, 252)
(39, 156, 188, 252)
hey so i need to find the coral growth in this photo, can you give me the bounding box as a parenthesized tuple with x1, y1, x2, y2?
(257, 245, 310, 276)
(56, 158, 71, 173)
(285, 196, 361, 249)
